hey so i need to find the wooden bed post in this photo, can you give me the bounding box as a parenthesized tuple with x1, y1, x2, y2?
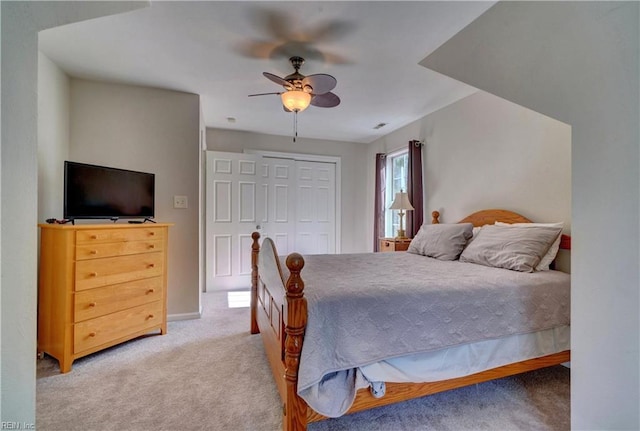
(250, 232, 260, 335)
(432, 211, 440, 224)
(283, 253, 308, 431)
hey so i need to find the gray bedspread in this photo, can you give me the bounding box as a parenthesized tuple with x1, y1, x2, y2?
(277, 252, 570, 417)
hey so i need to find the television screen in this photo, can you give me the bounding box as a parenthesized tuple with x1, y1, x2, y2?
(64, 161, 155, 220)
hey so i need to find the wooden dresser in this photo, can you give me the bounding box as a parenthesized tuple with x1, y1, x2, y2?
(379, 237, 412, 252)
(38, 223, 171, 373)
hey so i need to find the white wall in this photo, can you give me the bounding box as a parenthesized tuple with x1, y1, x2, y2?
(424, 92, 570, 225)
(206, 128, 370, 253)
(68, 79, 202, 317)
(1, 1, 150, 423)
(366, 91, 571, 245)
(421, 2, 639, 429)
(38, 52, 70, 221)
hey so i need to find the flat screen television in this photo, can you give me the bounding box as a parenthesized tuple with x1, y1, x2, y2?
(64, 161, 155, 221)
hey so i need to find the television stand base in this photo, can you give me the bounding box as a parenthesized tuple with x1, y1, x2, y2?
(128, 218, 156, 224)
(46, 218, 74, 225)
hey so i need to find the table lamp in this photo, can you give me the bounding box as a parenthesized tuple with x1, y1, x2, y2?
(389, 190, 414, 239)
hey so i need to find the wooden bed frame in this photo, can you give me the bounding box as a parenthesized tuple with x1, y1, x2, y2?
(250, 209, 571, 431)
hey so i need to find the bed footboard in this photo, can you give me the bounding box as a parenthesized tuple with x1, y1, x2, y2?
(251, 233, 309, 431)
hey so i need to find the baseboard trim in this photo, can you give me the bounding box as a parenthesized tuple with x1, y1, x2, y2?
(168, 310, 202, 321)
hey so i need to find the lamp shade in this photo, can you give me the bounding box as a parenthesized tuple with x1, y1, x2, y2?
(281, 90, 311, 112)
(389, 191, 414, 210)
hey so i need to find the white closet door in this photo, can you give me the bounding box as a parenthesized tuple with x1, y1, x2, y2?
(206, 152, 338, 290)
(259, 157, 296, 256)
(295, 160, 336, 255)
(206, 151, 263, 291)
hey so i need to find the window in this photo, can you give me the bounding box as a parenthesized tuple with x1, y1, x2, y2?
(385, 149, 409, 237)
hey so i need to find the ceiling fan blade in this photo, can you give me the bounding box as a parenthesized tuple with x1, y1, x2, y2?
(303, 74, 337, 95)
(311, 92, 340, 108)
(263, 72, 293, 89)
(248, 92, 282, 97)
(250, 8, 292, 41)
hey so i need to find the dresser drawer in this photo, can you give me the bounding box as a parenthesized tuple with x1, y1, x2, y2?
(75, 277, 163, 322)
(75, 252, 164, 291)
(76, 227, 164, 245)
(76, 239, 163, 260)
(74, 301, 163, 354)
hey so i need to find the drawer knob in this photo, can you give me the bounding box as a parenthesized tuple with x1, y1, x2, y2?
(148, 244, 155, 249)
(149, 232, 155, 236)
(89, 332, 96, 337)
(147, 288, 155, 294)
(147, 314, 154, 319)
(90, 235, 97, 240)
(90, 272, 98, 277)
(147, 263, 155, 269)
(90, 250, 98, 255)
(89, 302, 97, 308)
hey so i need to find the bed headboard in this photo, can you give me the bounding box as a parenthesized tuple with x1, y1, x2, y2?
(431, 209, 571, 250)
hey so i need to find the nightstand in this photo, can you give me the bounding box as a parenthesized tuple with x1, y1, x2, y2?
(379, 237, 412, 252)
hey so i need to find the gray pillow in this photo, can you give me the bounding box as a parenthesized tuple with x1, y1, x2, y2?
(407, 223, 473, 260)
(459, 225, 563, 272)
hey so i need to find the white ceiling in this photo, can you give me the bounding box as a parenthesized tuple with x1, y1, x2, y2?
(39, 1, 494, 144)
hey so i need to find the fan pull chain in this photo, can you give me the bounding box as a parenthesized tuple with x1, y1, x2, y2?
(293, 111, 298, 143)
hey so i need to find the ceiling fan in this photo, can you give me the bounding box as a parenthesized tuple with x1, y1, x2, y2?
(249, 56, 340, 113)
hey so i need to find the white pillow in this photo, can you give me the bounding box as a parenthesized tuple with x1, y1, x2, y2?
(494, 221, 563, 271)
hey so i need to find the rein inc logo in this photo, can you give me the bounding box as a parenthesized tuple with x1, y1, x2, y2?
(1, 423, 34, 430)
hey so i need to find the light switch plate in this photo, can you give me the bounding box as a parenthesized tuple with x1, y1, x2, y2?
(173, 195, 188, 209)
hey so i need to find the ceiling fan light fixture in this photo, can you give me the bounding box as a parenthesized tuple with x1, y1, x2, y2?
(281, 90, 311, 112)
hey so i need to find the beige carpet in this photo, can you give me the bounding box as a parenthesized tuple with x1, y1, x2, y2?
(37, 291, 570, 431)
